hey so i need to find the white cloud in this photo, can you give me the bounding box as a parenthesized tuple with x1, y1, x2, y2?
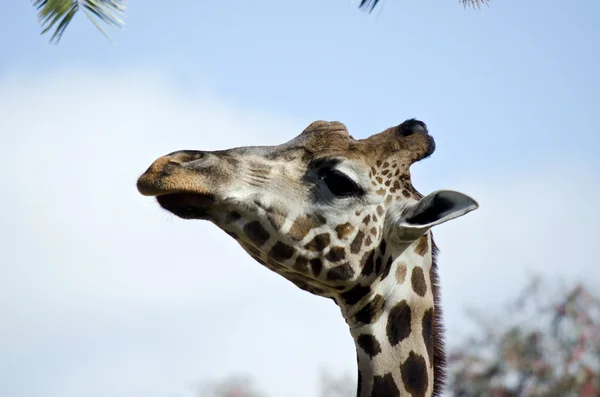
(0, 67, 354, 397)
(1, 67, 598, 397)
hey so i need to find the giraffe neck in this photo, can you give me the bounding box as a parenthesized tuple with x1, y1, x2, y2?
(341, 233, 442, 397)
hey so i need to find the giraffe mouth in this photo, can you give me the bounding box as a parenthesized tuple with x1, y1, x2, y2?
(156, 193, 216, 220)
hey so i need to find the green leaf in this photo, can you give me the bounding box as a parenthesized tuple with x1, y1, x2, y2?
(460, 0, 490, 9)
(32, 0, 126, 44)
(50, 6, 78, 43)
(359, 0, 490, 13)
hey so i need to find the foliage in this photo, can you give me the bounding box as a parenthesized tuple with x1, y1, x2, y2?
(190, 276, 599, 397)
(358, 0, 489, 13)
(32, 0, 491, 44)
(193, 375, 266, 397)
(447, 276, 600, 396)
(32, 0, 125, 43)
(193, 371, 355, 397)
(318, 371, 356, 397)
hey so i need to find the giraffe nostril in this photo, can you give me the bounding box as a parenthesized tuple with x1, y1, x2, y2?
(166, 150, 205, 164)
(182, 150, 204, 160)
(397, 119, 428, 137)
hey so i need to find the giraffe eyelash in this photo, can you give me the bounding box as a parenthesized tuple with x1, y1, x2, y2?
(319, 167, 365, 198)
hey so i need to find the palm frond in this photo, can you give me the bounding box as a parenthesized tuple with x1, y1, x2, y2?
(460, 0, 490, 9)
(359, 0, 490, 13)
(358, 0, 380, 13)
(32, 0, 126, 44)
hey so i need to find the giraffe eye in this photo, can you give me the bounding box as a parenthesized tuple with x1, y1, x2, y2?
(320, 168, 363, 197)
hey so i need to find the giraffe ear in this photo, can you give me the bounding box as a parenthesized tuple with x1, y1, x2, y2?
(388, 190, 479, 242)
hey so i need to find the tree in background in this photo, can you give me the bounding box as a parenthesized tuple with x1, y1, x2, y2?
(318, 371, 355, 397)
(192, 371, 354, 397)
(447, 276, 600, 396)
(192, 375, 266, 397)
(31, 0, 490, 44)
(192, 277, 600, 397)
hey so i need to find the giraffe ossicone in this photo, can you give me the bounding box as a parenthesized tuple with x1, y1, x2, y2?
(137, 119, 478, 397)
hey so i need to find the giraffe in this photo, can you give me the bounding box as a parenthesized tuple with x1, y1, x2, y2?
(136, 119, 478, 397)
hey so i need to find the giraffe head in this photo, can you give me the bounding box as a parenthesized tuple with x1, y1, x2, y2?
(137, 119, 478, 397)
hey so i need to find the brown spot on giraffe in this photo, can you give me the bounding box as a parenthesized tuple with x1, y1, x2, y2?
(411, 267, 427, 297)
(372, 374, 400, 397)
(357, 334, 382, 358)
(269, 242, 295, 262)
(355, 294, 385, 324)
(387, 300, 412, 346)
(335, 223, 355, 240)
(350, 230, 365, 254)
(360, 250, 375, 276)
(327, 262, 354, 281)
(244, 221, 270, 246)
(310, 258, 323, 277)
(396, 263, 407, 284)
(304, 233, 331, 251)
(401, 351, 429, 397)
(325, 246, 346, 262)
(288, 214, 327, 241)
(414, 235, 429, 256)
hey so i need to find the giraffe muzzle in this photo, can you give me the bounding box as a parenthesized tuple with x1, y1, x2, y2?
(136, 150, 212, 197)
(156, 192, 216, 220)
(137, 150, 222, 219)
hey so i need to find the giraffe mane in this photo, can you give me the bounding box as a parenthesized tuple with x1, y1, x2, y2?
(430, 236, 446, 396)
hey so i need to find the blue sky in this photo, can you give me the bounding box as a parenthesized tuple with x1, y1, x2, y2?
(4, 0, 599, 168)
(1, 1, 599, 397)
